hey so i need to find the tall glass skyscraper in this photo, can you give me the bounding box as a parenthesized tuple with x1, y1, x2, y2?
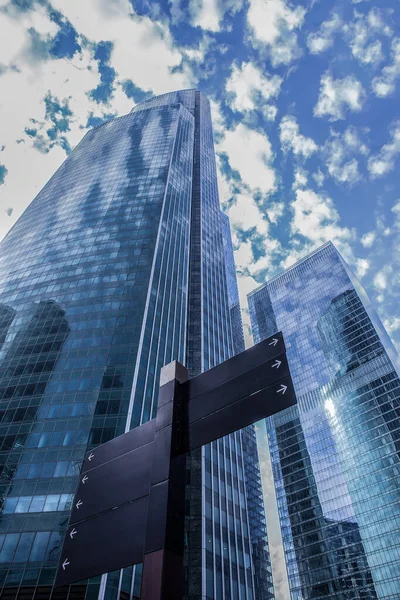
(248, 241, 400, 599)
(0, 90, 266, 600)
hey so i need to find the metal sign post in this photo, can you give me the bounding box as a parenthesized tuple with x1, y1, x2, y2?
(55, 332, 297, 598)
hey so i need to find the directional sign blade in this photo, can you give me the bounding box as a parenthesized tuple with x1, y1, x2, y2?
(56, 496, 148, 588)
(82, 418, 156, 473)
(70, 442, 153, 525)
(184, 332, 285, 401)
(187, 375, 296, 451)
(187, 353, 289, 425)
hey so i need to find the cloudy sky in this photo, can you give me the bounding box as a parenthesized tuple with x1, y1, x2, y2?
(1, 0, 400, 349)
(1, 0, 400, 595)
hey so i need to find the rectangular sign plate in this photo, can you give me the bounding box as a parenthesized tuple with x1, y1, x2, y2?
(56, 496, 148, 588)
(184, 332, 285, 401)
(188, 375, 296, 450)
(81, 418, 156, 473)
(187, 352, 289, 424)
(70, 442, 153, 524)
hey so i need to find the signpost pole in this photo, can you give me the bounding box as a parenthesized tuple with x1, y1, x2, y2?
(140, 361, 188, 600)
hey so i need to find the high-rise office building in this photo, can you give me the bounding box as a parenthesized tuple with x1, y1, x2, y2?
(248, 241, 400, 599)
(0, 89, 267, 600)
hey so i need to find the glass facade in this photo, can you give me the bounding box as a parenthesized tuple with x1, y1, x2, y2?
(221, 212, 245, 357)
(0, 89, 266, 600)
(248, 241, 400, 599)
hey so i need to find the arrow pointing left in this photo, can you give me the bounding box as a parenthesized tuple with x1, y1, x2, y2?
(88, 453, 94, 461)
(76, 499, 83, 510)
(62, 559, 70, 570)
(82, 475, 88, 484)
(69, 528, 77, 539)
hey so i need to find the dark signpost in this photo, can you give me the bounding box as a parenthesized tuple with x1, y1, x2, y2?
(55, 332, 297, 598)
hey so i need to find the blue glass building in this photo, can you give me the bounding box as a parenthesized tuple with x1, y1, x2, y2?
(0, 90, 266, 600)
(248, 241, 400, 599)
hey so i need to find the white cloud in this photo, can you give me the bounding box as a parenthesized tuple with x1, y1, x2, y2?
(0, 49, 103, 239)
(0, 0, 197, 238)
(323, 127, 369, 185)
(188, 0, 244, 31)
(262, 105, 278, 121)
(383, 316, 400, 335)
(313, 169, 325, 187)
(189, 0, 221, 32)
(372, 38, 400, 98)
(292, 168, 308, 190)
(355, 257, 370, 278)
(290, 188, 354, 255)
(368, 120, 400, 178)
(345, 9, 392, 67)
(218, 124, 276, 195)
(280, 115, 317, 159)
(266, 201, 285, 223)
(226, 61, 282, 115)
(314, 72, 366, 121)
(361, 231, 376, 248)
(247, 0, 306, 67)
(373, 265, 392, 293)
(50, 0, 192, 95)
(228, 192, 269, 235)
(233, 236, 282, 287)
(307, 13, 341, 54)
(209, 98, 226, 137)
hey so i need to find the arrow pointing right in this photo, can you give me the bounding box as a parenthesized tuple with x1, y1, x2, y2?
(271, 359, 282, 369)
(269, 338, 278, 347)
(277, 384, 287, 395)
(62, 559, 70, 571)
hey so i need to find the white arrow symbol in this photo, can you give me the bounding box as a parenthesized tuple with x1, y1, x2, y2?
(272, 359, 282, 369)
(70, 528, 77, 539)
(62, 559, 70, 570)
(269, 338, 278, 347)
(277, 384, 287, 395)
(88, 453, 94, 461)
(82, 475, 88, 484)
(76, 499, 83, 510)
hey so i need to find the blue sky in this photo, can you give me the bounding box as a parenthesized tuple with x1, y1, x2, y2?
(0, 0, 399, 351)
